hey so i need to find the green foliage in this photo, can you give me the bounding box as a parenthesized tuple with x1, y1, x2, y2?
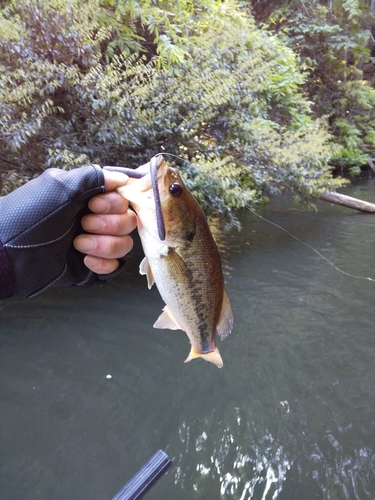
(94, 0, 225, 69)
(250, 0, 375, 174)
(0, 0, 348, 228)
(330, 81, 375, 174)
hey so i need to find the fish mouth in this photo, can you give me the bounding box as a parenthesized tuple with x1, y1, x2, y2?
(131, 154, 167, 241)
(116, 154, 169, 241)
(133, 155, 165, 191)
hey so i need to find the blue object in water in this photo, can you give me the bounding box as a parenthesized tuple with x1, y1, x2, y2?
(112, 450, 172, 500)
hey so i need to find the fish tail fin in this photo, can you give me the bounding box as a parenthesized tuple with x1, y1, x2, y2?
(184, 347, 223, 369)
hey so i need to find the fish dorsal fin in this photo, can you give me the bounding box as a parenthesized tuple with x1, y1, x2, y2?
(184, 346, 223, 368)
(139, 256, 154, 289)
(153, 305, 182, 330)
(216, 290, 234, 341)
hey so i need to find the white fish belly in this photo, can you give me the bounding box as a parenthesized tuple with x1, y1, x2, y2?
(140, 230, 217, 353)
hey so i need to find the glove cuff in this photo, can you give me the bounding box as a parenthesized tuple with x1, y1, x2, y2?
(0, 240, 15, 299)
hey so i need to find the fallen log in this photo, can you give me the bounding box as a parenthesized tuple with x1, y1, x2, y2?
(320, 191, 375, 213)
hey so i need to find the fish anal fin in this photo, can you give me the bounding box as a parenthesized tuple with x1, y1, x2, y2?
(139, 256, 154, 289)
(184, 347, 223, 368)
(153, 305, 182, 330)
(217, 290, 234, 341)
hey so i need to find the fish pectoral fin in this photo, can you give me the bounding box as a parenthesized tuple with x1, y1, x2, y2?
(216, 290, 234, 341)
(164, 248, 191, 280)
(184, 347, 223, 368)
(139, 256, 154, 289)
(153, 306, 182, 330)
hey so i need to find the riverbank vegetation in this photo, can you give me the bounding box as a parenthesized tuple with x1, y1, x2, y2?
(0, 0, 374, 228)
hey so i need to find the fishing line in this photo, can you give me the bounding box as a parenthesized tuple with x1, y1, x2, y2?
(246, 206, 375, 282)
(159, 152, 188, 162)
(114, 151, 374, 282)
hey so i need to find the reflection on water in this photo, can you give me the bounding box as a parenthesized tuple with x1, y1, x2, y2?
(1, 181, 375, 499)
(184, 402, 293, 500)
(172, 397, 374, 500)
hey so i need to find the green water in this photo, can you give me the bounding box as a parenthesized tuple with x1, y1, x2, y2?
(1, 180, 375, 499)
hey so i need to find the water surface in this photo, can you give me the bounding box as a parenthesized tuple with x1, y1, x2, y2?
(1, 180, 375, 499)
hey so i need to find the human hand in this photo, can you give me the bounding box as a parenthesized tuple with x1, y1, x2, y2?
(74, 171, 137, 275)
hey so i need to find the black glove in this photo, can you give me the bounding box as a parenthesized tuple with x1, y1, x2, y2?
(0, 166, 124, 299)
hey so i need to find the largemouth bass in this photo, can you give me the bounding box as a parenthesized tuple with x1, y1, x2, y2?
(118, 157, 234, 368)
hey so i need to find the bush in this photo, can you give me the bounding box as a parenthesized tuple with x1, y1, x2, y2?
(0, 0, 347, 227)
(251, 0, 375, 175)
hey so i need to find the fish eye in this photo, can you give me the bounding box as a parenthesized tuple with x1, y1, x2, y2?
(169, 182, 183, 197)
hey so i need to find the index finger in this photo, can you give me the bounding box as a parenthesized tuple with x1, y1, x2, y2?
(103, 170, 129, 191)
(88, 191, 129, 214)
(88, 171, 130, 214)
